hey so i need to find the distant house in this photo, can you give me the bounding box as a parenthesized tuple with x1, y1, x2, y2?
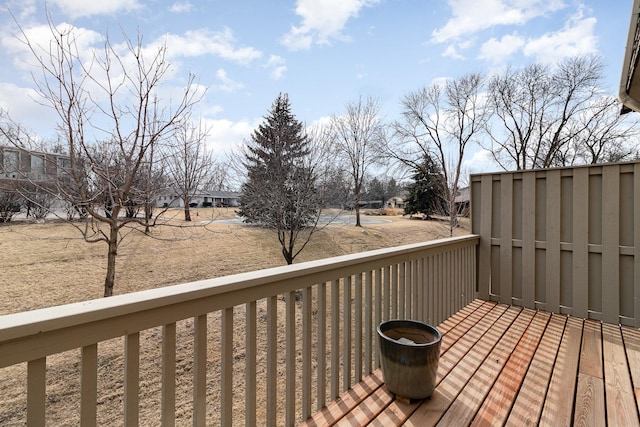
(454, 186, 470, 217)
(157, 190, 241, 208)
(386, 192, 408, 209)
(0, 146, 70, 189)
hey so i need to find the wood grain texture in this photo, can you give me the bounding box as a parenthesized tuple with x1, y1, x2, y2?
(471, 311, 550, 426)
(304, 301, 640, 427)
(602, 322, 639, 426)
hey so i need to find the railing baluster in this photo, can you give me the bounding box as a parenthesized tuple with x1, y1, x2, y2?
(302, 286, 312, 420)
(354, 273, 362, 383)
(426, 255, 434, 325)
(383, 265, 391, 322)
(245, 303, 256, 427)
(399, 261, 406, 319)
(27, 357, 46, 427)
(193, 315, 207, 427)
(162, 323, 176, 427)
(81, 343, 97, 426)
(317, 281, 327, 410)
(444, 252, 450, 320)
(330, 279, 339, 399)
(124, 332, 139, 427)
(412, 258, 424, 321)
(221, 308, 233, 426)
(266, 296, 277, 425)
(342, 276, 352, 392)
(434, 254, 441, 324)
(285, 291, 295, 426)
(392, 264, 398, 319)
(375, 268, 382, 368)
(364, 270, 373, 375)
(406, 260, 413, 318)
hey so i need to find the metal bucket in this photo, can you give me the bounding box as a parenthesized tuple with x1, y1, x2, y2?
(377, 319, 442, 399)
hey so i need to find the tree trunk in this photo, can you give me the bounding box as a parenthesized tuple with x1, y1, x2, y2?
(283, 248, 293, 265)
(354, 189, 362, 227)
(184, 197, 192, 221)
(144, 203, 152, 234)
(104, 223, 118, 297)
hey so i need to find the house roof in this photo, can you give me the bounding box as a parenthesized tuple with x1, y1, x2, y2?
(620, 0, 640, 112)
(202, 190, 241, 199)
(454, 186, 470, 203)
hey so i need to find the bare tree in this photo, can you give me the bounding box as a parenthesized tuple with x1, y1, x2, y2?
(565, 95, 640, 165)
(388, 73, 488, 235)
(4, 18, 201, 296)
(0, 190, 21, 222)
(484, 55, 636, 170)
(330, 96, 383, 226)
(164, 118, 216, 221)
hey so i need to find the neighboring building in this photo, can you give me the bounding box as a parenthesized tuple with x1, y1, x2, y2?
(385, 195, 406, 209)
(620, 0, 640, 113)
(157, 190, 241, 208)
(454, 186, 470, 217)
(0, 146, 70, 190)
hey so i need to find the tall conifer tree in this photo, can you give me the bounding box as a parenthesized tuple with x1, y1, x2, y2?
(239, 93, 322, 264)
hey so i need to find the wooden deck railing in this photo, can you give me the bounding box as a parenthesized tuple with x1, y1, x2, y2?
(0, 234, 478, 426)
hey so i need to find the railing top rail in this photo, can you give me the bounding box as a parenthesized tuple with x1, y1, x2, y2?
(0, 234, 478, 365)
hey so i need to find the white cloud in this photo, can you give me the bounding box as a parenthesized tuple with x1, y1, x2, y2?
(463, 149, 500, 174)
(523, 16, 597, 64)
(433, 0, 566, 62)
(161, 28, 262, 65)
(432, 0, 564, 43)
(169, 2, 193, 13)
(0, 83, 60, 138)
(1, 22, 103, 72)
(212, 69, 244, 92)
(442, 45, 464, 60)
(48, 0, 141, 18)
(203, 118, 259, 156)
(479, 33, 525, 63)
(265, 55, 287, 80)
(281, 0, 381, 50)
(4, 0, 37, 21)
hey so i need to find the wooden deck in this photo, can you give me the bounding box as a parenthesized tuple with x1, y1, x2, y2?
(300, 299, 640, 426)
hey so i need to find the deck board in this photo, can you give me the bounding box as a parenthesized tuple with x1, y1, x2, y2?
(622, 326, 640, 415)
(471, 310, 551, 426)
(574, 319, 605, 426)
(299, 299, 640, 427)
(505, 312, 567, 426)
(436, 308, 535, 426)
(539, 316, 583, 425)
(602, 323, 640, 426)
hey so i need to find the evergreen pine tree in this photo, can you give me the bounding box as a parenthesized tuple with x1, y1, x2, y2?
(404, 155, 445, 219)
(238, 93, 321, 264)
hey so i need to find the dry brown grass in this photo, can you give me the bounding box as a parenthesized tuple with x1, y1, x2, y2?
(0, 208, 469, 425)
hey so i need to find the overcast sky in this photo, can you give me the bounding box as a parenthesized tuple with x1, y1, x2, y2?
(0, 0, 633, 174)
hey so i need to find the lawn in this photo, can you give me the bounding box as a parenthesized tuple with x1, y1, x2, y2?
(0, 207, 469, 425)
